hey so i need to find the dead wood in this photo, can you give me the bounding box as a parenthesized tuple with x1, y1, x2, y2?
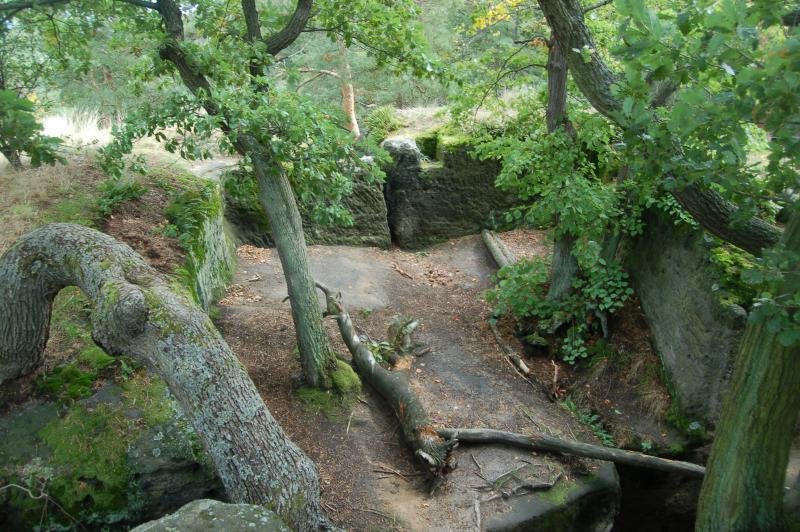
(439, 427, 705, 478)
(316, 282, 456, 476)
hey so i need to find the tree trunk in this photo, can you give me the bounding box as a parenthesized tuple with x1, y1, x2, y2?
(544, 38, 579, 301)
(439, 428, 705, 478)
(547, 232, 579, 301)
(0, 223, 329, 531)
(336, 35, 361, 138)
(247, 148, 338, 389)
(695, 210, 800, 531)
(1, 147, 22, 169)
(155, 0, 336, 389)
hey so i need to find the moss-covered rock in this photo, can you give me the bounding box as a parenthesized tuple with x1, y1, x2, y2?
(223, 171, 391, 249)
(0, 377, 223, 530)
(132, 499, 289, 532)
(382, 136, 519, 249)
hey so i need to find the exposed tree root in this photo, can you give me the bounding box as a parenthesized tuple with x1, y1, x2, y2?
(439, 427, 706, 478)
(315, 282, 457, 476)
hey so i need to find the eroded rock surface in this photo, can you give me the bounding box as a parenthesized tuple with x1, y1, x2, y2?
(382, 136, 519, 249)
(132, 499, 289, 532)
(627, 209, 746, 426)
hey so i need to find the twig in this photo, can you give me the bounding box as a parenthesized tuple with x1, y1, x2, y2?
(392, 263, 413, 279)
(246, 273, 262, 282)
(346, 411, 353, 435)
(473, 498, 482, 531)
(471, 453, 488, 482)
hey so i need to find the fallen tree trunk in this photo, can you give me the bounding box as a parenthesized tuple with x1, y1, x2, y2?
(0, 223, 329, 531)
(439, 427, 706, 478)
(481, 229, 516, 268)
(316, 282, 455, 473)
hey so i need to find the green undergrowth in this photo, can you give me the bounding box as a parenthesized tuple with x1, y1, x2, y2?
(709, 240, 757, 309)
(297, 362, 362, 421)
(153, 166, 234, 308)
(560, 399, 616, 447)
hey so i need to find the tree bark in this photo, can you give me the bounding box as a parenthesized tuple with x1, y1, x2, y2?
(0, 224, 329, 530)
(439, 427, 705, 478)
(1, 147, 22, 169)
(481, 229, 516, 268)
(536, 0, 782, 256)
(316, 282, 455, 473)
(544, 38, 579, 301)
(695, 210, 800, 531)
(247, 148, 337, 388)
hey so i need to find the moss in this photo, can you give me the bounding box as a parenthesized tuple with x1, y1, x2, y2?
(296, 387, 338, 420)
(142, 288, 184, 338)
(39, 404, 131, 514)
(331, 361, 361, 399)
(38, 364, 97, 401)
(79, 345, 116, 371)
(414, 129, 440, 159)
(537, 477, 577, 506)
(20, 374, 173, 527)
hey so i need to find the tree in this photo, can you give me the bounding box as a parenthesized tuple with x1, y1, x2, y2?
(0, 0, 430, 389)
(0, 89, 62, 168)
(535, 0, 800, 528)
(0, 224, 329, 530)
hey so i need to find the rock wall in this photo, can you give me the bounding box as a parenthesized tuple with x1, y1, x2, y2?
(224, 172, 391, 249)
(192, 203, 236, 311)
(626, 209, 746, 426)
(382, 137, 519, 249)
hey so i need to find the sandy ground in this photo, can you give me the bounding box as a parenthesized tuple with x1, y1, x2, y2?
(216, 234, 605, 531)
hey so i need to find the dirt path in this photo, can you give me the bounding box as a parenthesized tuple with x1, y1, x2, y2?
(217, 234, 611, 531)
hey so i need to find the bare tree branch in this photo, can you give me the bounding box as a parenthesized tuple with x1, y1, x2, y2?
(583, 0, 612, 13)
(264, 0, 312, 56)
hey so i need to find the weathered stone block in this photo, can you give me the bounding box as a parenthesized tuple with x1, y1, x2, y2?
(382, 137, 518, 249)
(626, 209, 746, 426)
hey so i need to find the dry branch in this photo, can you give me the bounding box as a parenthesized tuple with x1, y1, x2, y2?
(439, 427, 705, 478)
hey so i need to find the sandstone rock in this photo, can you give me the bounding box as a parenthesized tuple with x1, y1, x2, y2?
(626, 209, 746, 426)
(132, 499, 289, 532)
(382, 136, 518, 249)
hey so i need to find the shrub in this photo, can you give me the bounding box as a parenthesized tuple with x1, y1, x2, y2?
(364, 105, 403, 141)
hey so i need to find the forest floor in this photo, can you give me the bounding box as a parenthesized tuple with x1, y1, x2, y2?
(215, 231, 674, 530)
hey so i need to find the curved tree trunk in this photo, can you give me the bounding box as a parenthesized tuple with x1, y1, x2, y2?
(0, 223, 329, 531)
(696, 211, 800, 531)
